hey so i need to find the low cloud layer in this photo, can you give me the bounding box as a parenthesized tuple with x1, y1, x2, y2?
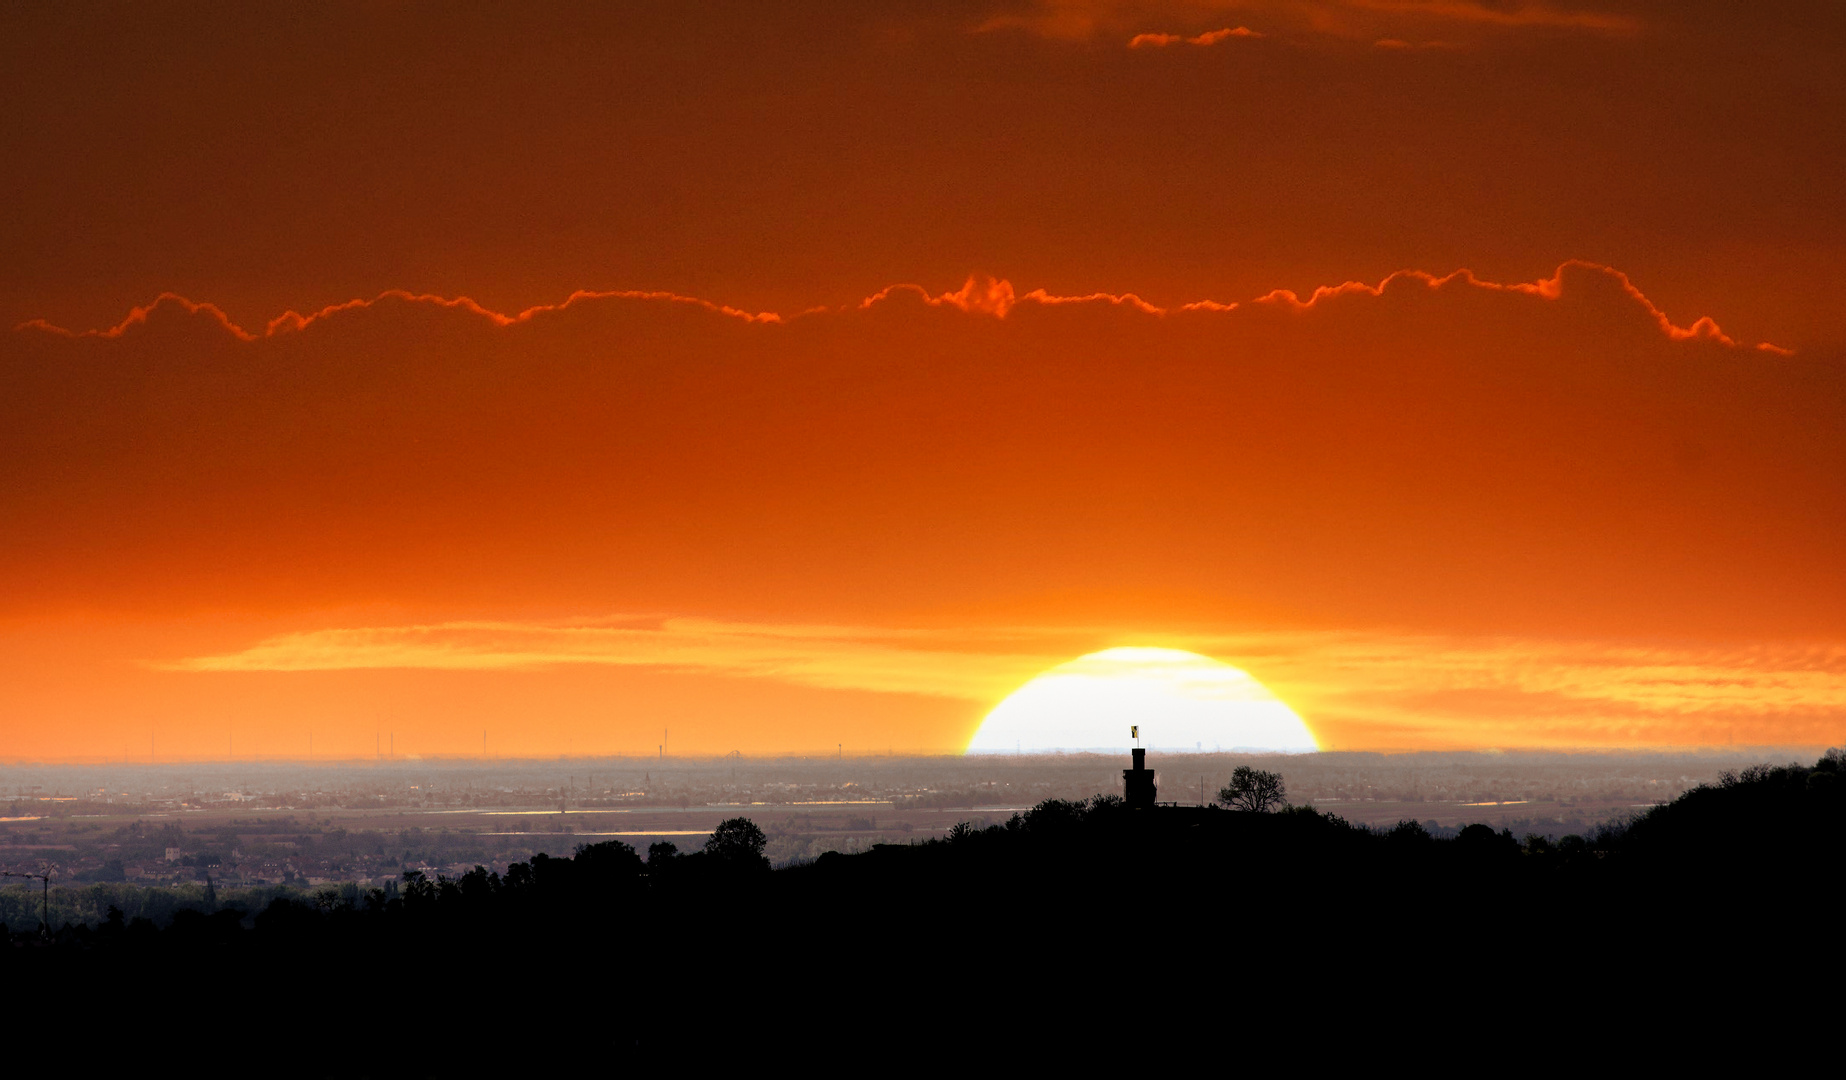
(162, 617, 1846, 750)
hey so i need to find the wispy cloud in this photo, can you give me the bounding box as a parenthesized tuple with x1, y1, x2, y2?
(13, 293, 261, 342)
(856, 276, 1166, 317)
(1248, 260, 1793, 353)
(15, 287, 788, 341)
(980, 1, 1639, 43)
(157, 617, 1060, 703)
(161, 618, 1846, 749)
(1190, 25, 1262, 43)
(1196, 631, 1846, 746)
(1130, 26, 1261, 47)
(1345, 0, 1637, 33)
(18, 261, 1789, 354)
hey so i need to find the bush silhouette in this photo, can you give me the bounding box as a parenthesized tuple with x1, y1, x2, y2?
(704, 817, 769, 871)
(1218, 765, 1287, 812)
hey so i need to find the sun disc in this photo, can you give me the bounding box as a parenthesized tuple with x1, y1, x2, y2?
(965, 647, 1316, 754)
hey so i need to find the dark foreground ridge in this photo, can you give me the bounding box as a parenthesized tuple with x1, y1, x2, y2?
(12, 748, 1843, 1062)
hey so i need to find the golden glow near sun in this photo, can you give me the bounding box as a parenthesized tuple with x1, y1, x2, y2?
(966, 647, 1318, 754)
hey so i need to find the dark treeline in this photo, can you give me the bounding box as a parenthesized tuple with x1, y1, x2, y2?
(12, 751, 1841, 1060)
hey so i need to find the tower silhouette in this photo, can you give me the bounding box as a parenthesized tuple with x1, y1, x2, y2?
(1124, 747, 1157, 808)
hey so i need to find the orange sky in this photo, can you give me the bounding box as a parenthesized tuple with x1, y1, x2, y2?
(2, 2, 1843, 759)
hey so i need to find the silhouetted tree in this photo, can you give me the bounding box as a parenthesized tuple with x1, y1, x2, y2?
(459, 864, 498, 902)
(1455, 823, 1519, 860)
(401, 868, 436, 906)
(1018, 798, 1107, 837)
(704, 818, 769, 871)
(573, 840, 645, 895)
(1218, 766, 1287, 812)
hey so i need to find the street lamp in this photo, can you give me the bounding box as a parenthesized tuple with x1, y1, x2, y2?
(2, 868, 53, 938)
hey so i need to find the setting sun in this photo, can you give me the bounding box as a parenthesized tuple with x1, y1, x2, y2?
(966, 647, 1318, 754)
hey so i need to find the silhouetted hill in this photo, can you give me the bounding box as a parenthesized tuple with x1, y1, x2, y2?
(11, 751, 1841, 1064)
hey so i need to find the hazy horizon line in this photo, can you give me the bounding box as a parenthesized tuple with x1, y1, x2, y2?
(1, 744, 1833, 770)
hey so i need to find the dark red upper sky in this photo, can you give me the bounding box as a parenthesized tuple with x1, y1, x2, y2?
(5, 2, 1840, 346)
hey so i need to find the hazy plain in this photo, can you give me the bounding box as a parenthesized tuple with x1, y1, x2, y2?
(1, 747, 1822, 890)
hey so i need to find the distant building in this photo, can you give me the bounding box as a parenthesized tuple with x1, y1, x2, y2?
(163, 847, 182, 862)
(1124, 748, 1157, 809)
